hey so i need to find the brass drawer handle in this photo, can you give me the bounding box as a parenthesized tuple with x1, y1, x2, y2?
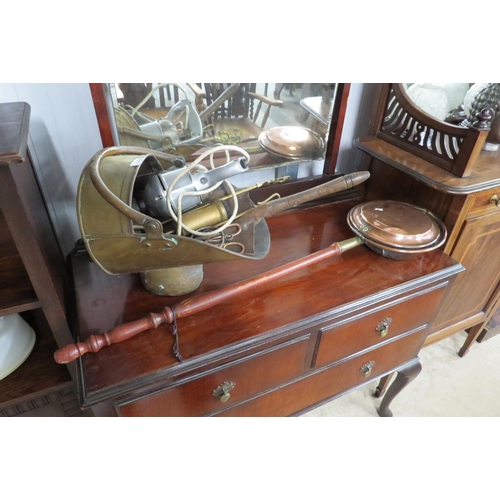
(212, 381, 236, 403)
(376, 318, 392, 337)
(490, 195, 500, 207)
(360, 361, 375, 378)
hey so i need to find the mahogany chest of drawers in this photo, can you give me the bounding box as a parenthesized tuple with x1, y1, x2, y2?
(68, 199, 462, 417)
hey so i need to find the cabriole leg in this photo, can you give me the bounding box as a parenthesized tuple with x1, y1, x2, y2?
(377, 358, 422, 417)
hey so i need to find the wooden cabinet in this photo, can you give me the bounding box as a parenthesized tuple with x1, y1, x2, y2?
(67, 200, 461, 417)
(432, 209, 500, 333)
(0, 102, 85, 417)
(355, 84, 500, 356)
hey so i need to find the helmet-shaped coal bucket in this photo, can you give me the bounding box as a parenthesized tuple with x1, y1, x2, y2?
(77, 146, 271, 296)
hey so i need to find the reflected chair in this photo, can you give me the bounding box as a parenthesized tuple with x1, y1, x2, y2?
(118, 83, 185, 120)
(114, 83, 203, 155)
(188, 83, 283, 144)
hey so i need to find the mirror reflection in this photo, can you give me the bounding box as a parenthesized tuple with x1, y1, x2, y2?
(403, 83, 471, 122)
(108, 83, 338, 170)
(402, 83, 499, 124)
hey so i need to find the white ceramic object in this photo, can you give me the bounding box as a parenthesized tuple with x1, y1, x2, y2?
(406, 83, 450, 121)
(443, 83, 470, 111)
(0, 313, 36, 380)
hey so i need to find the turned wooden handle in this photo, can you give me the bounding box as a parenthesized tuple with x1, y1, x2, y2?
(173, 240, 357, 319)
(238, 171, 370, 227)
(54, 308, 173, 364)
(55, 237, 363, 364)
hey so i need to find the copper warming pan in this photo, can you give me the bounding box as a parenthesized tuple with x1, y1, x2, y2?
(54, 199, 446, 364)
(346, 199, 447, 260)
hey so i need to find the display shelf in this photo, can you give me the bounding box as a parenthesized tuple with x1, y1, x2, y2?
(355, 136, 500, 195)
(0, 210, 40, 315)
(0, 101, 77, 416)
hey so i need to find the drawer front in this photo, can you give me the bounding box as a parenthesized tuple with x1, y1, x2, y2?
(315, 285, 446, 368)
(469, 188, 500, 217)
(215, 329, 425, 417)
(118, 334, 310, 417)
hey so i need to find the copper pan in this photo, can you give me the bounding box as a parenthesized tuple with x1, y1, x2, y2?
(346, 200, 447, 260)
(258, 126, 325, 160)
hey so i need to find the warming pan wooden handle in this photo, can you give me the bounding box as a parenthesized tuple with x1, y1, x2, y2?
(54, 237, 362, 364)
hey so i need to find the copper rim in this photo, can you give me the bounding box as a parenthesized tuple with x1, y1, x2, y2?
(258, 126, 324, 159)
(347, 200, 447, 252)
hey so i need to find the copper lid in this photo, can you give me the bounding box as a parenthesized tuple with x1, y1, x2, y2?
(258, 126, 324, 159)
(347, 200, 446, 250)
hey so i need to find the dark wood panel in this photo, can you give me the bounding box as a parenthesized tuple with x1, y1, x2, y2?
(323, 83, 350, 175)
(0, 209, 39, 313)
(89, 84, 114, 148)
(0, 386, 87, 417)
(0, 101, 77, 410)
(0, 154, 73, 348)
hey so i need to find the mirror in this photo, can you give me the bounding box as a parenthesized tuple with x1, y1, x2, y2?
(91, 83, 350, 179)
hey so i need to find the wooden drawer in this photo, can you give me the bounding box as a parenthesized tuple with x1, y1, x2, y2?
(215, 328, 425, 417)
(314, 285, 446, 368)
(117, 334, 310, 417)
(469, 188, 500, 217)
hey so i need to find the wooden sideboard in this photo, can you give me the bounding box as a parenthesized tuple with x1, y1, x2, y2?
(67, 199, 461, 417)
(356, 132, 500, 356)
